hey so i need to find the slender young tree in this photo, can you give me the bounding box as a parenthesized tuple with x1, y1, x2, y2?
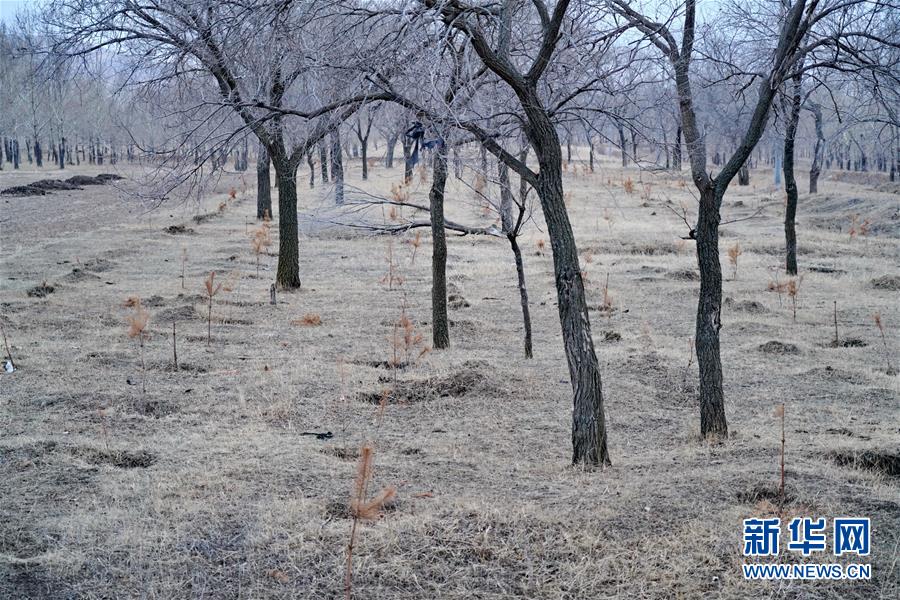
(409, 0, 612, 465)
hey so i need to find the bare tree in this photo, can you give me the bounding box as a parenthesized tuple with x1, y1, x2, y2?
(610, 0, 900, 437)
(399, 0, 614, 466)
(46, 0, 390, 288)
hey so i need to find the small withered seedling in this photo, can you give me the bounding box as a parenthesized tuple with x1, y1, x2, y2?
(250, 222, 272, 275)
(408, 231, 422, 265)
(873, 312, 896, 375)
(599, 273, 613, 316)
(602, 207, 615, 232)
(623, 177, 635, 194)
(381, 238, 403, 290)
(126, 297, 150, 395)
(774, 403, 786, 513)
(291, 313, 322, 326)
(345, 444, 396, 600)
(848, 214, 871, 240)
(180, 246, 187, 289)
(204, 272, 223, 346)
(0, 321, 15, 372)
(786, 277, 801, 322)
(727, 242, 742, 280)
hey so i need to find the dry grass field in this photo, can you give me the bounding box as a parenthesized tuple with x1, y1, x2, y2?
(1, 152, 898, 599)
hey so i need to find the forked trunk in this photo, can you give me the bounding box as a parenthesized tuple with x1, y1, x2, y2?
(695, 186, 727, 438)
(429, 145, 449, 349)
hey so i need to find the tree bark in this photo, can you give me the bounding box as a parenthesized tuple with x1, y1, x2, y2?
(738, 162, 750, 185)
(499, 160, 533, 359)
(522, 90, 608, 466)
(360, 137, 369, 180)
(272, 159, 301, 288)
(256, 142, 272, 220)
(429, 144, 450, 349)
(673, 124, 682, 169)
(783, 73, 802, 276)
(807, 103, 824, 193)
(509, 236, 533, 359)
(402, 136, 413, 183)
(318, 141, 328, 183)
(695, 187, 727, 437)
(385, 133, 397, 168)
(307, 152, 315, 188)
(331, 129, 344, 204)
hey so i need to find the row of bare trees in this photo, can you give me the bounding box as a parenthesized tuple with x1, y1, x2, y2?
(27, 0, 899, 467)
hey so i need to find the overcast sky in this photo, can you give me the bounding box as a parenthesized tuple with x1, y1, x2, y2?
(0, 0, 38, 24)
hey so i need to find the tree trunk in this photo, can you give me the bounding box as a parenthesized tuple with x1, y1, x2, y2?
(523, 92, 609, 466)
(618, 123, 627, 167)
(509, 236, 533, 359)
(783, 74, 802, 276)
(318, 141, 328, 183)
(272, 159, 301, 288)
(307, 152, 315, 188)
(738, 162, 750, 185)
(673, 125, 682, 169)
(499, 160, 533, 359)
(256, 142, 272, 220)
(360, 137, 369, 180)
(773, 142, 782, 187)
(385, 134, 397, 168)
(331, 129, 344, 204)
(695, 186, 727, 438)
(808, 105, 824, 193)
(35, 139, 42, 167)
(429, 144, 449, 349)
(59, 137, 66, 169)
(402, 137, 413, 183)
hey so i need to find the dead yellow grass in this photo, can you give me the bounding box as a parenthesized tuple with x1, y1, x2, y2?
(0, 152, 898, 599)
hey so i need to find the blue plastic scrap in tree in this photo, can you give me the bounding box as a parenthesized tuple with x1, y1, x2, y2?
(404, 121, 444, 170)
